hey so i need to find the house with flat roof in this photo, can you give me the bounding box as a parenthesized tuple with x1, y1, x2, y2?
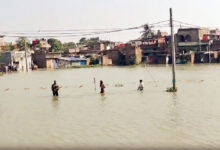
(177, 28, 210, 52)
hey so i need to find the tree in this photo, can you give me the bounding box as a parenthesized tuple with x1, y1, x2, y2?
(90, 57, 99, 65)
(47, 38, 62, 52)
(87, 37, 100, 47)
(16, 37, 30, 50)
(141, 24, 156, 40)
(79, 37, 87, 45)
(62, 42, 76, 52)
(78, 37, 100, 49)
(6, 43, 15, 51)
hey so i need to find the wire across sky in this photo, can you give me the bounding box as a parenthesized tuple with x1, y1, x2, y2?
(0, 20, 205, 39)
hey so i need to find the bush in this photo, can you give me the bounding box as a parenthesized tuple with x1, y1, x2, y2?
(90, 57, 99, 65)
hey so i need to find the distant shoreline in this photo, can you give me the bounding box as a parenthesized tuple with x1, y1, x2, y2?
(1, 63, 220, 75)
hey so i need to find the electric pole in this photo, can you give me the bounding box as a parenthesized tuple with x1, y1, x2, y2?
(170, 8, 176, 91)
(24, 38, 28, 72)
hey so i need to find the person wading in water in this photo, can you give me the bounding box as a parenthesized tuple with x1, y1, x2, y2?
(137, 80, 144, 91)
(51, 80, 60, 96)
(100, 80, 105, 94)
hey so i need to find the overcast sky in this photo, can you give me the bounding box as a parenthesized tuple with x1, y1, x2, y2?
(0, 0, 220, 43)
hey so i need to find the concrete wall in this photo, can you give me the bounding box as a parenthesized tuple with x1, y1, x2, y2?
(135, 47, 142, 64)
(0, 51, 32, 71)
(12, 51, 32, 71)
(102, 55, 112, 66)
(102, 47, 143, 65)
(121, 47, 143, 65)
(46, 59, 57, 69)
(104, 50, 120, 65)
(16, 55, 32, 71)
(177, 28, 210, 42)
(178, 28, 200, 42)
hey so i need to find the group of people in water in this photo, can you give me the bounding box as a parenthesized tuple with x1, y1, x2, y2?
(51, 79, 144, 97)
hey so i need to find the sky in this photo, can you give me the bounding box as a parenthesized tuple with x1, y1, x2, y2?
(1, 0, 220, 43)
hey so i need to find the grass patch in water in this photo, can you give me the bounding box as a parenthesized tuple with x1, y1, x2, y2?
(166, 87, 178, 92)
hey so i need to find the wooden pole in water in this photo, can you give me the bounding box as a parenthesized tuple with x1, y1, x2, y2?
(94, 77, 96, 91)
(170, 8, 176, 90)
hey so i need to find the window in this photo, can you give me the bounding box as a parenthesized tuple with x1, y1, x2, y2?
(178, 35, 185, 42)
(185, 35, 192, 42)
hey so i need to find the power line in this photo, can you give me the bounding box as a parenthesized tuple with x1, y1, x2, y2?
(1, 20, 169, 35)
(1, 20, 212, 39)
(3, 26, 143, 38)
(173, 20, 200, 28)
(1, 25, 145, 38)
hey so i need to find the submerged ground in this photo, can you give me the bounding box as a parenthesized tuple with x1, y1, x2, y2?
(0, 64, 220, 149)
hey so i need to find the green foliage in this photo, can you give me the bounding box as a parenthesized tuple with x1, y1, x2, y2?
(87, 37, 99, 47)
(16, 37, 30, 50)
(47, 38, 62, 52)
(90, 57, 99, 65)
(166, 87, 178, 92)
(78, 37, 100, 48)
(79, 37, 87, 45)
(62, 42, 76, 52)
(141, 24, 156, 40)
(6, 43, 15, 51)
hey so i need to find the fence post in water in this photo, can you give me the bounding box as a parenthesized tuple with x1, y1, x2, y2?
(94, 77, 97, 91)
(169, 8, 177, 92)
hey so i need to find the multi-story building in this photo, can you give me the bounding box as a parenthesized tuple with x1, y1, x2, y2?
(176, 28, 220, 63)
(176, 28, 210, 53)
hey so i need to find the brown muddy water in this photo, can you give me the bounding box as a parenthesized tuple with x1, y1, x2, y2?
(0, 64, 220, 149)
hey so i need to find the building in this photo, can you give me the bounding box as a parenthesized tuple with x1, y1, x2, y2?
(32, 39, 51, 51)
(176, 28, 220, 63)
(59, 57, 87, 67)
(101, 46, 143, 66)
(177, 28, 210, 53)
(69, 48, 80, 53)
(40, 39, 51, 51)
(0, 51, 32, 71)
(101, 49, 120, 65)
(100, 41, 116, 51)
(132, 30, 170, 64)
(32, 51, 61, 69)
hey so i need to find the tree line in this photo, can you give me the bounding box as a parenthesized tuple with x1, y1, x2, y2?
(5, 37, 101, 53)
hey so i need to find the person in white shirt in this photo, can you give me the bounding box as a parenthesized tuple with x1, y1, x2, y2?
(137, 80, 144, 91)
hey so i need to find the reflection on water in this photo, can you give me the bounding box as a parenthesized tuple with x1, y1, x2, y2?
(168, 93, 179, 128)
(51, 96, 59, 109)
(0, 64, 220, 149)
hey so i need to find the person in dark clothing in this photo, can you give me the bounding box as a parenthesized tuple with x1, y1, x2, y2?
(100, 80, 105, 94)
(51, 80, 59, 96)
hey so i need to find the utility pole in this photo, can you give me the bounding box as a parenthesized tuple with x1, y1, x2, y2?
(208, 46, 211, 63)
(170, 8, 176, 91)
(24, 38, 28, 72)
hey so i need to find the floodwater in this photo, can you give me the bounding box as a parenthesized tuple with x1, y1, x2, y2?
(0, 64, 220, 149)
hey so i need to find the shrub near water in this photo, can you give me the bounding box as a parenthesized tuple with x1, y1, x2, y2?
(166, 87, 177, 92)
(90, 57, 99, 65)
